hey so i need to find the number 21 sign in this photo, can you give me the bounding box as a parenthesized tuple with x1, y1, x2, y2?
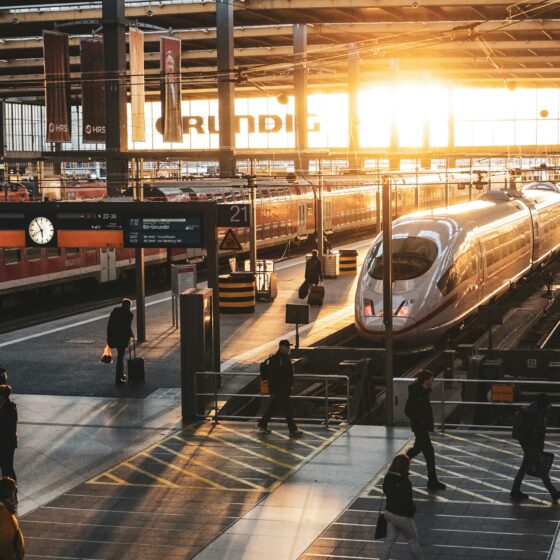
(217, 204, 251, 228)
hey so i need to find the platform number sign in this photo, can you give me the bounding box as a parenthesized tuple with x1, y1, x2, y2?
(217, 204, 251, 228)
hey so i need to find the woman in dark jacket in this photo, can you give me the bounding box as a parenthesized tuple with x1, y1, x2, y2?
(0, 386, 17, 485)
(380, 453, 423, 560)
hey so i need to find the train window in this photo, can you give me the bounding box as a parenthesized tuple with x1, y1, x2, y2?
(367, 237, 438, 281)
(307, 202, 313, 216)
(85, 247, 97, 252)
(3, 249, 20, 264)
(26, 248, 41, 261)
(46, 248, 61, 258)
(65, 248, 80, 254)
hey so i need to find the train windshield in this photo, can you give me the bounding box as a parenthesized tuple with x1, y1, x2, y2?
(367, 236, 438, 280)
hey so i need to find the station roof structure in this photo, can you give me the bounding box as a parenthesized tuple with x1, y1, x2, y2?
(3, 0, 560, 100)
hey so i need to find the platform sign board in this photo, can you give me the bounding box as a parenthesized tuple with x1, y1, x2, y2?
(125, 216, 203, 248)
(217, 204, 251, 228)
(0, 202, 209, 249)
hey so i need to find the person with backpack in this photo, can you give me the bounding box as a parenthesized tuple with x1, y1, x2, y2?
(0, 386, 17, 487)
(380, 453, 423, 560)
(405, 370, 446, 490)
(106, 298, 134, 384)
(0, 477, 24, 559)
(511, 393, 560, 501)
(257, 340, 303, 438)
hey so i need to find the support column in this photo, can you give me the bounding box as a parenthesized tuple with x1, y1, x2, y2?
(134, 158, 146, 344)
(217, 0, 236, 177)
(294, 24, 309, 174)
(348, 44, 360, 172)
(448, 86, 456, 168)
(389, 92, 399, 171)
(0, 100, 5, 183)
(103, 0, 128, 197)
(421, 115, 430, 169)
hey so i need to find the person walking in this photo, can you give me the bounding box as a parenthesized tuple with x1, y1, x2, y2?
(405, 370, 446, 490)
(511, 393, 560, 501)
(379, 453, 423, 560)
(546, 272, 554, 297)
(0, 478, 24, 559)
(107, 298, 134, 384)
(0, 386, 17, 487)
(257, 340, 303, 438)
(305, 250, 323, 287)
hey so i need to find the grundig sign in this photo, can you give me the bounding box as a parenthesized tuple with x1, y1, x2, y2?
(155, 113, 321, 135)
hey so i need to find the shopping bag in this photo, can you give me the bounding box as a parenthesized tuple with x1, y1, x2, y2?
(298, 281, 309, 299)
(100, 344, 113, 364)
(374, 512, 387, 540)
(528, 451, 554, 477)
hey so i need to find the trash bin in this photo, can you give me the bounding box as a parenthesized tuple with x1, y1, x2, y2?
(218, 272, 256, 313)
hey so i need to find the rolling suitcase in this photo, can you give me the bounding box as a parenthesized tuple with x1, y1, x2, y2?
(127, 339, 145, 383)
(307, 284, 325, 306)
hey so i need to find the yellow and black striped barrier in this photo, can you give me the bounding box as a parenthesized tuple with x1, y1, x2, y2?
(219, 272, 256, 314)
(339, 249, 359, 275)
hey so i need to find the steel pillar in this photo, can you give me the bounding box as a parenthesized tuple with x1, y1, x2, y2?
(0, 101, 5, 184)
(134, 158, 146, 343)
(348, 44, 360, 172)
(448, 87, 456, 168)
(217, 0, 236, 177)
(249, 175, 257, 273)
(102, 0, 128, 197)
(294, 24, 309, 174)
(382, 176, 394, 426)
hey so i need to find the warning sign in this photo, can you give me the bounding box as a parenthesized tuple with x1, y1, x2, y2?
(220, 228, 242, 251)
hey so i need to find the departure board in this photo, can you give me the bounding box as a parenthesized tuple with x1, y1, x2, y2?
(125, 216, 203, 248)
(56, 211, 121, 230)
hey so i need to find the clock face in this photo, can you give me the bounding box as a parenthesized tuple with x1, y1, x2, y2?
(28, 217, 55, 245)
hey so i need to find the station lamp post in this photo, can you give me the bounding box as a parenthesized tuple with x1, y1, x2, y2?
(248, 175, 257, 273)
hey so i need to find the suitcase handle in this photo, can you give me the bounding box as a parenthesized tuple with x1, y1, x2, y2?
(129, 338, 136, 360)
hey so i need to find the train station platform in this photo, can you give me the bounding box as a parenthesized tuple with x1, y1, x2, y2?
(19, 421, 560, 560)
(0, 238, 369, 398)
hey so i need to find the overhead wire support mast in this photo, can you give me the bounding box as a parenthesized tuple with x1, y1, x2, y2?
(382, 175, 394, 426)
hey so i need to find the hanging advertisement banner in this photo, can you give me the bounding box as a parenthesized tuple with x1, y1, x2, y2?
(80, 39, 105, 143)
(43, 31, 71, 143)
(129, 28, 146, 142)
(160, 36, 183, 143)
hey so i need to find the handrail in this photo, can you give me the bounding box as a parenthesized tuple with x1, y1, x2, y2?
(195, 371, 351, 426)
(393, 376, 560, 430)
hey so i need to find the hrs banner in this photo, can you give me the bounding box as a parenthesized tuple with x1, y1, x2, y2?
(43, 31, 72, 143)
(160, 36, 183, 143)
(80, 39, 106, 143)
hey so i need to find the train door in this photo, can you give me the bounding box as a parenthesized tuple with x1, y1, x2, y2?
(324, 200, 333, 231)
(297, 201, 307, 236)
(99, 248, 117, 283)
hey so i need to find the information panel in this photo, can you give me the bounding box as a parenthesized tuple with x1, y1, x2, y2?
(0, 202, 212, 249)
(125, 216, 203, 248)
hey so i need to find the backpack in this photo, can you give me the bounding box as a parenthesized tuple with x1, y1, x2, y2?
(512, 406, 528, 442)
(260, 355, 273, 381)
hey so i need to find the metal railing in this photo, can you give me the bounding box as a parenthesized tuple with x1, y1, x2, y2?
(394, 376, 560, 431)
(195, 371, 350, 426)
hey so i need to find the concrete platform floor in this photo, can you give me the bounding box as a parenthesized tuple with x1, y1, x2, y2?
(301, 431, 560, 560)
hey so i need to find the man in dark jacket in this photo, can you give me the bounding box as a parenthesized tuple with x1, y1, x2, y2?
(511, 393, 560, 501)
(258, 340, 303, 437)
(0, 386, 17, 484)
(305, 250, 323, 286)
(107, 298, 134, 384)
(405, 370, 446, 490)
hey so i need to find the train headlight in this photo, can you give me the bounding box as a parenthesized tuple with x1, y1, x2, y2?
(395, 300, 411, 317)
(364, 298, 374, 317)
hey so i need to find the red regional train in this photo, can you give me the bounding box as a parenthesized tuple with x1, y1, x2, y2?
(0, 172, 503, 308)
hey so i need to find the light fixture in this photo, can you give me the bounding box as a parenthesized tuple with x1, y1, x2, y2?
(540, 109, 549, 118)
(506, 81, 517, 91)
(146, 9, 153, 16)
(276, 93, 289, 105)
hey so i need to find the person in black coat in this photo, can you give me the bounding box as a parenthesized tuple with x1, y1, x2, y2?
(405, 370, 446, 490)
(305, 250, 323, 286)
(380, 453, 423, 560)
(0, 386, 17, 485)
(107, 298, 134, 384)
(258, 340, 303, 437)
(511, 393, 560, 501)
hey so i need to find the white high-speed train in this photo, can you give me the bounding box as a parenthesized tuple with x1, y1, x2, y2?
(355, 182, 560, 348)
